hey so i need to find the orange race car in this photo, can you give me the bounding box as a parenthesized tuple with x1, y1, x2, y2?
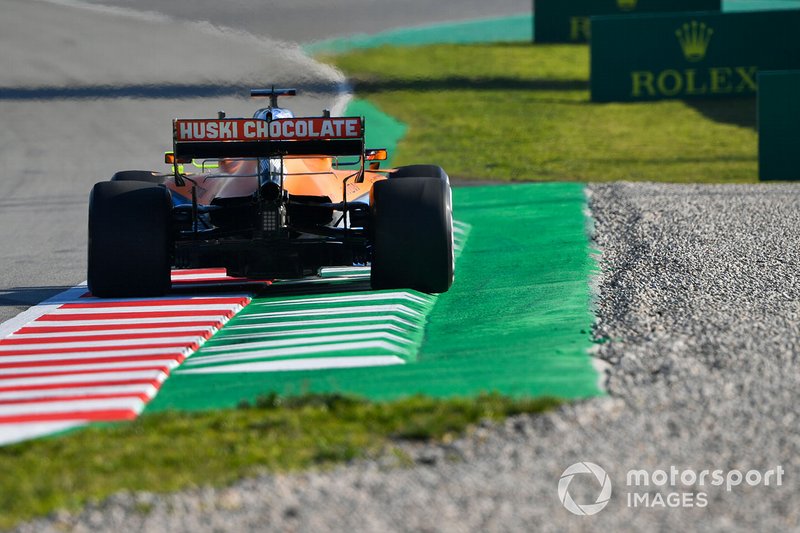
(87, 88, 454, 298)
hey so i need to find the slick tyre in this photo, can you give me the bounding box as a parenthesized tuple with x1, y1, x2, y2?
(88, 180, 173, 297)
(111, 170, 166, 184)
(371, 177, 454, 293)
(390, 164, 449, 184)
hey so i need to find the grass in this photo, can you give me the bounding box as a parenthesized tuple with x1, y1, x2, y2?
(0, 393, 559, 529)
(323, 43, 759, 183)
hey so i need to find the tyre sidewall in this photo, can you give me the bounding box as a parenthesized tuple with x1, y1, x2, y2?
(88, 180, 172, 297)
(371, 177, 454, 293)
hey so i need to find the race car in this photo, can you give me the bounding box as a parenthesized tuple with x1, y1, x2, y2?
(87, 88, 454, 298)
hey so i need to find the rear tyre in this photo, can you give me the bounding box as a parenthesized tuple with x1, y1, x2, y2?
(88, 180, 173, 297)
(111, 170, 165, 184)
(370, 177, 454, 293)
(390, 164, 449, 184)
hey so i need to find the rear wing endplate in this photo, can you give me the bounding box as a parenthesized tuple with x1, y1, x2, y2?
(173, 117, 364, 159)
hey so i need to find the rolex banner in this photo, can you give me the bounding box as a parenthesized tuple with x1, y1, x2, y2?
(590, 10, 800, 102)
(758, 71, 800, 181)
(533, 0, 720, 43)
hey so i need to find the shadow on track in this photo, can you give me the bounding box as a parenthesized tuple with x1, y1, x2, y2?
(0, 82, 342, 101)
(0, 286, 75, 307)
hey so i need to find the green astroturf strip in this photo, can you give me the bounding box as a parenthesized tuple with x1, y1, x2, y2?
(145, 182, 601, 412)
(416, 182, 599, 396)
(724, 0, 800, 10)
(304, 14, 533, 55)
(345, 99, 407, 168)
(175, 290, 435, 369)
(305, 1, 800, 55)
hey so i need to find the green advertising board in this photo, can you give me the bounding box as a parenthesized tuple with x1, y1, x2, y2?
(590, 10, 800, 102)
(759, 70, 800, 181)
(534, 0, 721, 43)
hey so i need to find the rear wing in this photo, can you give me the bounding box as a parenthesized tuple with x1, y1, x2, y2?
(172, 117, 364, 160)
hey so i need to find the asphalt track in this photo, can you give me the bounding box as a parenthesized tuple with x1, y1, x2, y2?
(78, 0, 531, 43)
(0, 0, 548, 443)
(0, 0, 330, 324)
(0, 0, 528, 325)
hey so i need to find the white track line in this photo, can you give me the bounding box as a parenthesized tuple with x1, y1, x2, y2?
(0, 285, 88, 339)
(0, 421, 87, 446)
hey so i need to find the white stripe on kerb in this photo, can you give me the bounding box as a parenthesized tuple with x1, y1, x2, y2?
(225, 315, 418, 331)
(201, 332, 413, 354)
(31, 316, 228, 327)
(0, 336, 202, 352)
(0, 348, 186, 364)
(0, 359, 181, 376)
(0, 370, 168, 388)
(240, 304, 425, 320)
(215, 323, 412, 341)
(0, 398, 144, 417)
(182, 340, 410, 367)
(0, 384, 159, 402)
(58, 294, 247, 305)
(11, 326, 216, 340)
(179, 356, 405, 374)
(49, 304, 242, 315)
(252, 292, 432, 307)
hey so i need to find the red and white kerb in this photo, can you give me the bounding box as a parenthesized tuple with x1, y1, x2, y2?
(0, 268, 258, 445)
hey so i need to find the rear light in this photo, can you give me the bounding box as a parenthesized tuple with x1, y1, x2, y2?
(164, 152, 192, 164)
(365, 149, 388, 161)
(261, 205, 279, 233)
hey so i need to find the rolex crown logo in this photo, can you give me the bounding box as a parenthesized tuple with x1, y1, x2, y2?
(675, 20, 713, 62)
(617, 0, 638, 11)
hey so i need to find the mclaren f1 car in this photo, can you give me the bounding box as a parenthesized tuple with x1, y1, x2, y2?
(87, 88, 454, 297)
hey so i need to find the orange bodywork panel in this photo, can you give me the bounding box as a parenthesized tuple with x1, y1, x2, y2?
(166, 156, 386, 204)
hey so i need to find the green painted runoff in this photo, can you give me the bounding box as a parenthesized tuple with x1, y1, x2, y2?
(146, 183, 601, 411)
(346, 99, 407, 168)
